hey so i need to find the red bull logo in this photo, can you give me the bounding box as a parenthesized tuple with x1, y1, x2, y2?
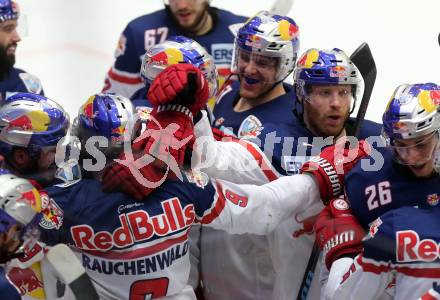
(8, 265, 44, 297)
(419, 90, 439, 114)
(111, 124, 127, 143)
(7, 110, 50, 132)
(330, 66, 347, 78)
(392, 121, 408, 132)
(150, 48, 184, 67)
(427, 193, 439, 206)
(368, 217, 383, 238)
(431, 90, 440, 105)
(298, 49, 320, 69)
(80, 96, 96, 127)
(245, 35, 263, 49)
(278, 19, 298, 41)
(19, 188, 42, 213)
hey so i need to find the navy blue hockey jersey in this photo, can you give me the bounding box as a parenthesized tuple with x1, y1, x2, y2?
(212, 81, 298, 137)
(103, 7, 246, 98)
(38, 169, 303, 299)
(345, 148, 440, 228)
(212, 80, 381, 175)
(0, 67, 44, 101)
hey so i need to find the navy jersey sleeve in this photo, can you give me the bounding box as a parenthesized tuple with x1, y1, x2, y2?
(0, 267, 20, 300)
(362, 213, 396, 264)
(173, 172, 217, 220)
(39, 182, 88, 246)
(114, 24, 142, 74)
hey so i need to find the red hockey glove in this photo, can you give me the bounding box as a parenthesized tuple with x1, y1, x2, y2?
(301, 138, 371, 204)
(136, 64, 210, 167)
(101, 152, 167, 201)
(148, 63, 209, 115)
(315, 197, 365, 270)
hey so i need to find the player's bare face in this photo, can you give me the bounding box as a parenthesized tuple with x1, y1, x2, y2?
(0, 20, 20, 58)
(237, 50, 279, 100)
(36, 146, 58, 183)
(303, 85, 352, 137)
(168, 0, 209, 33)
(0, 224, 22, 260)
(393, 132, 438, 177)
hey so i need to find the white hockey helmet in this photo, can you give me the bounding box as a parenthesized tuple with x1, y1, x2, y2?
(231, 10, 300, 83)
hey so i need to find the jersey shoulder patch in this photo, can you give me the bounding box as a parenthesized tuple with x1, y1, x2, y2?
(183, 170, 209, 189)
(18, 72, 43, 94)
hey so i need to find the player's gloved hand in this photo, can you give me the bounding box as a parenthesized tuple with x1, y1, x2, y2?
(148, 63, 209, 115)
(137, 63, 210, 167)
(315, 196, 365, 270)
(102, 152, 167, 201)
(301, 138, 371, 204)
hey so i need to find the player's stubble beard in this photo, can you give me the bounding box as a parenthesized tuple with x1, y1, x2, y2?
(0, 43, 16, 80)
(169, 2, 210, 36)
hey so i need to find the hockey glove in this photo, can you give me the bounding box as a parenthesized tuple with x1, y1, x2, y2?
(315, 196, 365, 270)
(301, 139, 371, 204)
(140, 63, 210, 167)
(148, 63, 209, 115)
(102, 152, 167, 201)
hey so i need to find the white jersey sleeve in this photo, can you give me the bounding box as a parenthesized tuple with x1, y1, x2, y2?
(331, 255, 394, 300)
(194, 111, 281, 185)
(200, 174, 320, 235)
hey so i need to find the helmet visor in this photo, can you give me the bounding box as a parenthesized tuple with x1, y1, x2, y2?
(234, 48, 281, 84)
(391, 131, 439, 166)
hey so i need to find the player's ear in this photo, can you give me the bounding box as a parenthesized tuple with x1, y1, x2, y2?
(11, 147, 31, 168)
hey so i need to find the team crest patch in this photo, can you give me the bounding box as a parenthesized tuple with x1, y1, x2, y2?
(238, 115, 263, 139)
(19, 73, 42, 94)
(214, 117, 224, 127)
(114, 34, 127, 58)
(39, 193, 64, 230)
(136, 106, 152, 122)
(184, 170, 209, 189)
(427, 193, 440, 206)
(368, 217, 382, 238)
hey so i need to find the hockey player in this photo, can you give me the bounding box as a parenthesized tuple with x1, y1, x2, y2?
(99, 45, 382, 299)
(0, 93, 72, 299)
(102, 0, 246, 99)
(0, 171, 42, 300)
(195, 48, 381, 299)
(37, 84, 366, 299)
(212, 10, 300, 138)
(0, 93, 70, 187)
(131, 35, 218, 108)
(0, 1, 43, 101)
(314, 83, 440, 299)
(99, 60, 375, 299)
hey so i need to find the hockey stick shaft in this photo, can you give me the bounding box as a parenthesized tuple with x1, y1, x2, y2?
(46, 244, 99, 300)
(269, 0, 295, 15)
(350, 43, 377, 137)
(296, 42, 376, 300)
